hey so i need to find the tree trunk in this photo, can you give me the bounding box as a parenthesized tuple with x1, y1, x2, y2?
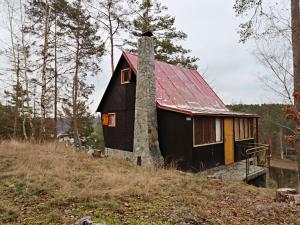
(73, 38, 81, 148)
(108, 4, 114, 74)
(14, 48, 21, 139)
(7, 2, 18, 139)
(40, 0, 50, 142)
(20, 0, 33, 140)
(291, 0, 300, 190)
(109, 23, 114, 74)
(54, 14, 58, 139)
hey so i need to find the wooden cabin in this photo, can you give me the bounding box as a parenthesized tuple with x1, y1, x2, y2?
(96, 52, 259, 171)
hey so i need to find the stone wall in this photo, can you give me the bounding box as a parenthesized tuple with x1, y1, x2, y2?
(133, 35, 163, 167)
(105, 148, 133, 161)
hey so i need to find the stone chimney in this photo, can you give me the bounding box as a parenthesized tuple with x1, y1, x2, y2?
(133, 32, 164, 167)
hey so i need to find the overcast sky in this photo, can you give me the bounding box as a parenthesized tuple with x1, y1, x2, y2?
(90, 0, 282, 112)
(0, 0, 283, 112)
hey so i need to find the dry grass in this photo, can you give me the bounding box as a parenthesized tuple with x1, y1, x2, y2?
(0, 141, 299, 225)
(0, 140, 182, 198)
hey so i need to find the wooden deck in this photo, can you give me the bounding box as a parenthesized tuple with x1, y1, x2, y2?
(201, 160, 267, 182)
(270, 159, 298, 171)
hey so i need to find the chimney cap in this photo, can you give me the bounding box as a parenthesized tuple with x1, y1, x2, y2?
(142, 31, 153, 37)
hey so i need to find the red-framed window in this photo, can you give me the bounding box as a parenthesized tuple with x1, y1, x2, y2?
(102, 113, 116, 127)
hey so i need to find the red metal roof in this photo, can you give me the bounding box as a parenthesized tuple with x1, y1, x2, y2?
(123, 52, 257, 117)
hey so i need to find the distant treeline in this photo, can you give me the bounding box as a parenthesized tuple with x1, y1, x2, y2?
(228, 104, 295, 157)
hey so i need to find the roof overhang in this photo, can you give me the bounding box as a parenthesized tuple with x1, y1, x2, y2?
(157, 103, 259, 118)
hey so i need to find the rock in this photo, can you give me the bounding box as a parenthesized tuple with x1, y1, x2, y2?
(87, 150, 95, 156)
(176, 207, 199, 224)
(207, 175, 222, 181)
(93, 150, 102, 158)
(87, 149, 102, 158)
(275, 188, 299, 204)
(75, 217, 93, 225)
(74, 216, 107, 225)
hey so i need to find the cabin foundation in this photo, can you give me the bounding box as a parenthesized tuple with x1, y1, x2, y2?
(105, 148, 133, 161)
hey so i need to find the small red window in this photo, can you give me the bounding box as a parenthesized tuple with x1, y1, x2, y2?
(102, 113, 116, 127)
(102, 114, 109, 126)
(121, 68, 131, 84)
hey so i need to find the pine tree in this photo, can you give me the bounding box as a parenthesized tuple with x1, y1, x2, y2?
(124, 0, 199, 69)
(60, 0, 105, 147)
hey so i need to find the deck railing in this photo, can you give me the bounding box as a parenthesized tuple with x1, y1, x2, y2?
(243, 143, 271, 182)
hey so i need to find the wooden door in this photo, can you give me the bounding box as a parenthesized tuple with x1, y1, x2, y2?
(224, 118, 234, 165)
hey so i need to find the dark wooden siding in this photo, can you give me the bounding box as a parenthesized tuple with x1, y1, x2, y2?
(157, 109, 225, 171)
(100, 56, 136, 151)
(192, 144, 224, 171)
(157, 109, 193, 170)
(234, 139, 255, 162)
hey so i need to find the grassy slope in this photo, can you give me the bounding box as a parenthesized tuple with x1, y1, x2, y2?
(0, 141, 299, 225)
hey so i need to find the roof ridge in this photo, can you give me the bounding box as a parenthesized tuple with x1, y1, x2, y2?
(123, 51, 198, 72)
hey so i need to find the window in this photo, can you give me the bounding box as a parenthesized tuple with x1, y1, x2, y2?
(102, 114, 109, 126)
(193, 117, 223, 146)
(240, 118, 245, 139)
(234, 118, 240, 140)
(102, 113, 116, 127)
(234, 118, 254, 140)
(121, 68, 131, 84)
(108, 113, 116, 127)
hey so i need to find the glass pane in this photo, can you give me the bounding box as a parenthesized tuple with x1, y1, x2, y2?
(249, 118, 254, 138)
(194, 118, 204, 145)
(234, 118, 239, 140)
(211, 118, 216, 142)
(240, 118, 245, 139)
(245, 118, 249, 138)
(109, 114, 116, 127)
(216, 118, 221, 142)
(122, 69, 131, 83)
(203, 119, 210, 143)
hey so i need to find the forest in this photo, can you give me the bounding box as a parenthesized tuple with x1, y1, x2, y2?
(0, 0, 198, 147)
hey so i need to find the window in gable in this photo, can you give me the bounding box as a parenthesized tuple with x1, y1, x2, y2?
(121, 68, 131, 84)
(102, 113, 116, 127)
(108, 113, 116, 127)
(102, 114, 109, 126)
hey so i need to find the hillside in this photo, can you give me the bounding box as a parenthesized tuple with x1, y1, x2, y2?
(0, 141, 299, 225)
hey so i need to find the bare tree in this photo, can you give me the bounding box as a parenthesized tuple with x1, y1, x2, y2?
(40, 0, 50, 142)
(85, 0, 131, 74)
(19, 0, 34, 140)
(256, 40, 293, 104)
(5, 0, 23, 139)
(235, 0, 300, 189)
